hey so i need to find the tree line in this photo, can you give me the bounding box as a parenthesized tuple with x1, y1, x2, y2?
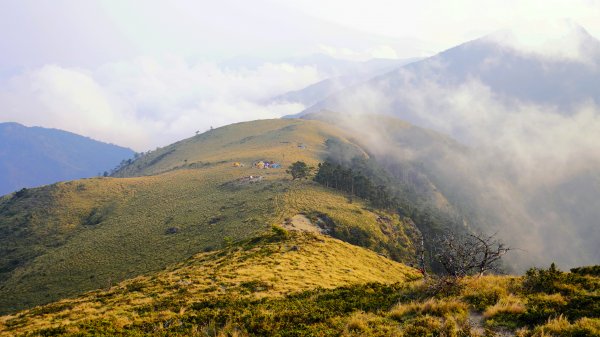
(312, 160, 510, 278)
(313, 161, 398, 209)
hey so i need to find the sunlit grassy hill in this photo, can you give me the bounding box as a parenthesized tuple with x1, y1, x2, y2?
(1, 117, 599, 336)
(112, 119, 366, 177)
(0, 118, 419, 315)
(2, 236, 598, 336)
(0, 231, 421, 336)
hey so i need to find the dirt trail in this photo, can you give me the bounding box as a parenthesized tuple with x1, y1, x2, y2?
(469, 311, 485, 336)
(469, 311, 515, 337)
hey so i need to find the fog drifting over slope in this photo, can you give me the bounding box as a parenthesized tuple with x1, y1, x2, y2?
(313, 25, 600, 271)
(321, 91, 600, 271)
(400, 81, 600, 270)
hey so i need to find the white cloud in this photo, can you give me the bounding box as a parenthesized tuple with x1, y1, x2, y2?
(329, 75, 600, 269)
(385, 75, 600, 190)
(318, 44, 401, 61)
(285, 0, 600, 53)
(305, 36, 600, 268)
(369, 45, 400, 59)
(0, 57, 321, 150)
(0, 65, 150, 148)
(485, 19, 600, 65)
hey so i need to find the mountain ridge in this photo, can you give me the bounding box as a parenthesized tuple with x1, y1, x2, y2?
(0, 118, 423, 315)
(1, 117, 599, 337)
(0, 122, 135, 196)
(300, 24, 600, 122)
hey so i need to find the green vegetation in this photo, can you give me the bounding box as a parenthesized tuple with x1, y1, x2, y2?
(2, 116, 596, 336)
(0, 231, 420, 336)
(484, 264, 600, 334)
(286, 161, 312, 180)
(314, 160, 398, 209)
(2, 251, 598, 336)
(312, 154, 471, 274)
(110, 119, 344, 178)
(281, 181, 420, 263)
(0, 118, 420, 314)
(570, 265, 600, 277)
(0, 169, 279, 314)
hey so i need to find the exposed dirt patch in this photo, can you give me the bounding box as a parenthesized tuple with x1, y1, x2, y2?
(282, 214, 323, 234)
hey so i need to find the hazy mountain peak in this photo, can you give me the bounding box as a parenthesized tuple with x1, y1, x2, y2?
(484, 20, 600, 64)
(0, 121, 25, 128)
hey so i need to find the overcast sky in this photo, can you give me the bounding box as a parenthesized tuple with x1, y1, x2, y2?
(1, 0, 600, 150)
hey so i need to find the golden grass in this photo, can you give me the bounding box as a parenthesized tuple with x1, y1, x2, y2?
(231, 234, 420, 295)
(340, 311, 402, 337)
(345, 311, 370, 333)
(1, 118, 395, 314)
(0, 231, 420, 336)
(528, 316, 600, 337)
(113, 118, 361, 178)
(530, 293, 568, 306)
(389, 298, 469, 321)
(2, 118, 599, 337)
(461, 275, 512, 298)
(483, 294, 527, 319)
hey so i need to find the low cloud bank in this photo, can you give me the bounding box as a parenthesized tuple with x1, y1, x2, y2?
(0, 57, 321, 151)
(325, 73, 600, 271)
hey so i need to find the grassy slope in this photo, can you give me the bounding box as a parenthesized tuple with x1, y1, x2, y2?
(2, 247, 598, 336)
(112, 119, 362, 177)
(0, 119, 418, 314)
(0, 231, 421, 336)
(1, 118, 598, 336)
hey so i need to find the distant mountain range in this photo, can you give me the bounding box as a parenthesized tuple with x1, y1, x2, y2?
(0, 122, 134, 195)
(269, 56, 422, 107)
(297, 24, 600, 128)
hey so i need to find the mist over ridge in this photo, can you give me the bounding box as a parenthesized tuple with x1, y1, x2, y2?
(297, 24, 600, 270)
(1, 2, 599, 272)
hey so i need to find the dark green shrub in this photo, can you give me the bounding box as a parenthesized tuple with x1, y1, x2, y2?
(271, 225, 289, 240)
(35, 326, 68, 336)
(464, 290, 501, 311)
(570, 265, 600, 277)
(125, 280, 146, 292)
(522, 295, 565, 325)
(565, 295, 600, 320)
(14, 188, 28, 198)
(28, 302, 73, 316)
(522, 263, 564, 294)
(239, 280, 271, 292)
(287, 161, 311, 180)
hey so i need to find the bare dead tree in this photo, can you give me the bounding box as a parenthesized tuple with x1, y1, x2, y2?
(433, 231, 510, 278)
(415, 228, 428, 279)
